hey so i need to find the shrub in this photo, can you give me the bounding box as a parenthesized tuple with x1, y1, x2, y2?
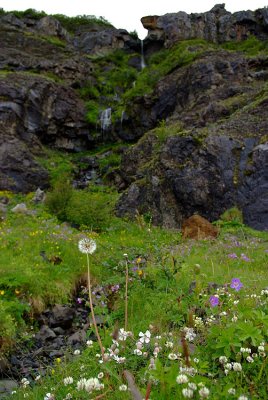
(65, 187, 118, 230)
(45, 177, 73, 221)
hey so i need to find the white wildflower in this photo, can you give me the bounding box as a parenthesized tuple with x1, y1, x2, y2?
(138, 330, 151, 344)
(233, 362, 242, 372)
(168, 353, 178, 360)
(63, 376, 74, 385)
(238, 396, 248, 400)
(219, 356, 228, 364)
(78, 238, 96, 254)
(176, 374, 189, 384)
(133, 349, 143, 356)
(228, 388, 236, 395)
(182, 388, 194, 398)
(199, 387, 210, 398)
(246, 356, 254, 363)
(74, 349, 80, 355)
(119, 384, 128, 391)
(188, 383, 197, 391)
(86, 340, 93, 347)
(165, 341, 174, 348)
(98, 372, 104, 379)
(258, 345, 265, 352)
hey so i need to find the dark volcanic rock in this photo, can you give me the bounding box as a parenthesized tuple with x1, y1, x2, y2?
(0, 72, 90, 192)
(142, 4, 268, 48)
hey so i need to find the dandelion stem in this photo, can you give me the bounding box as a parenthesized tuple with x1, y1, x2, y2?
(125, 258, 129, 331)
(86, 253, 105, 361)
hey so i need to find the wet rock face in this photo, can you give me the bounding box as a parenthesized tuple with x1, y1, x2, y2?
(0, 72, 90, 192)
(142, 4, 268, 48)
(116, 127, 268, 231)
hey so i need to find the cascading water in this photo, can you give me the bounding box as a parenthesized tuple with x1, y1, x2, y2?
(140, 39, 146, 70)
(100, 108, 112, 131)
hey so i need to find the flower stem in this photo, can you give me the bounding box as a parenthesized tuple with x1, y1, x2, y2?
(125, 259, 129, 331)
(86, 253, 105, 361)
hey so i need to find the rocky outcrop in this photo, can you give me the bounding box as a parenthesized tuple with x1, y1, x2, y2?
(0, 72, 90, 192)
(116, 88, 268, 230)
(119, 48, 264, 140)
(142, 4, 268, 48)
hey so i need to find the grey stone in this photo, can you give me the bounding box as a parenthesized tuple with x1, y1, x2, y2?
(35, 325, 57, 341)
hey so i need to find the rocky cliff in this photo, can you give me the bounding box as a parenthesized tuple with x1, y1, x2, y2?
(0, 6, 267, 229)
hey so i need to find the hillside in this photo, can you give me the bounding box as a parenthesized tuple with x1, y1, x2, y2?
(0, 4, 268, 400)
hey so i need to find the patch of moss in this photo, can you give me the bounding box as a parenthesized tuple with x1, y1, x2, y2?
(221, 36, 268, 56)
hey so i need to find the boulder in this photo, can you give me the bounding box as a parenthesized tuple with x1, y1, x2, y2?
(182, 215, 219, 239)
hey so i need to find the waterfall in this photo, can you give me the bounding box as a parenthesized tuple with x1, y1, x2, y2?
(100, 108, 112, 131)
(140, 39, 146, 70)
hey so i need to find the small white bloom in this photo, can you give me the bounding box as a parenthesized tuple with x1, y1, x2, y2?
(193, 358, 199, 363)
(87, 340, 93, 347)
(139, 330, 151, 344)
(133, 349, 143, 356)
(231, 315, 238, 322)
(119, 384, 128, 391)
(233, 362, 242, 372)
(199, 387, 210, 398)
(98, 372, 104, 379)
(64, 376, 74, 385)
(176, 374, 188, 384)
(165, 341, 174, 348)
(168, 353, 178, 360)
(44, 394, 54, 400)
(78, 238, 96, 254)
(73, 349, 80, 355)
(258, 345, 265, 352)
(188, 383, 197, 391)
(225, 363, 232, 370)
(35, 375, 41, 381)
(238, 396, 248, 400)
(219, 356, 228, 364)
(246, 356, 254, 363)
(182, 388, 194, 398)
(228, 388, 236, 395)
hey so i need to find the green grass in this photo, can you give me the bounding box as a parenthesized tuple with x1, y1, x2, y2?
(0, 186, 267, 398)
(221, 36, 268, 56)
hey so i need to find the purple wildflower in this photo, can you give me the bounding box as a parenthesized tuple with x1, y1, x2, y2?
(241, 254, 250, 262)
(77, 297, 83, 304)
(230, 278, 243, 291)
(228, 253, 238, 259)
(209, 295, 219, 307)
(111, 284, 120, 292)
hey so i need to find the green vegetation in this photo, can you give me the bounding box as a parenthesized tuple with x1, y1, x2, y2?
(221, 36, 268, 56)
(0, 8, 112, 32)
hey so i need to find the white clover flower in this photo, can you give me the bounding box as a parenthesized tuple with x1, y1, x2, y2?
(246, 356, 254, 363)
(77, 378, 88, 391)
(219, 356, 228, 364)
(233, 362, 242, 372)
(119, 384, 128, 391)
(168, 353, 178, 360)
(193, 358, 199, 363)
(231, 315, 238, 322)
(86, 340, 93, 347)
(21, 378, 30, 388)
(165, 341, 174, 348)
(199, 387, 210, 398)
(98, 372, 104, 379)
(258, 345, 265, 352)
(138, 330, 151, 344)
(238, 396, 248, 400)
(63, 376, 74, 385)
(133, 349, 143, 356)
(176, 374, 189, 384)
(182, 388, 194, 398)
(188, 383, 197, 391)
(179, 366, 197, 376)
(73, 349, 80, 355)
(78, 238, 96, 254)
(225, 363, 232, 370)
(35, 375, 41, 381)
(44, 394, 54, 400)
(228, 388, 236, 395)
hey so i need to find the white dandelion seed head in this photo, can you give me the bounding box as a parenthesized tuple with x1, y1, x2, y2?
(78, 238, 97, 254)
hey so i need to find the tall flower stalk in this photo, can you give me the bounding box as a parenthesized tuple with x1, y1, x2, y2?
(124, 254, 129, 332)
(78, 238, 104, 361)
